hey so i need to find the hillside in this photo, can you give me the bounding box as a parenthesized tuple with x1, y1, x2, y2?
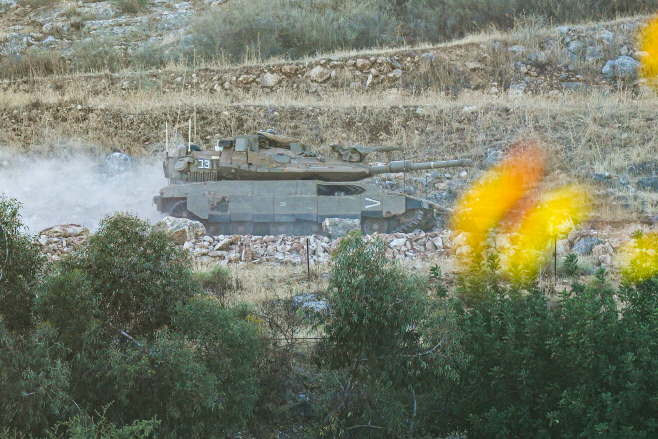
(1, 1, 658, 226)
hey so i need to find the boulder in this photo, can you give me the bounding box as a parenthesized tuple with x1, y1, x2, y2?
(602, 56, 640, 81)
(308, 66, 331, 83)
(571, 236, 604, 255)
(260, 72, 283, 87)
(322, 218, 360, 239)
(155, 216, 206, 245)
(355, 58, 372, 70)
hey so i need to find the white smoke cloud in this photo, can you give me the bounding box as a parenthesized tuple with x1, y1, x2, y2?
(0, 153, 168, 235)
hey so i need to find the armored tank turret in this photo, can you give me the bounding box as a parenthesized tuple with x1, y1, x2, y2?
(153, 132, 471, 235)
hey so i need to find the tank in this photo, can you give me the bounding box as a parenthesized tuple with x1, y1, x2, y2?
(153, 132, 472, 235)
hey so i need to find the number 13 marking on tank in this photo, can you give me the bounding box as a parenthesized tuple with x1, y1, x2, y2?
(364, 198, 381, 209)
(197, 159, 211, 169)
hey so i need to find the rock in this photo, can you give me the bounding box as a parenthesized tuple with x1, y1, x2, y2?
(571, 236, 604, 255)
(420, 52, 436, 62)
(308, 66, 331, 83)
(214, 238, 231, 250)
(585, 46, 603, 62)
(599, 254, 612, 265)
(567, 40, 583, 54)
(595, 30, 614, 44)
(387, 68, 403, 78)
(602, 56, 640, 81)
(355, 58, 372, 70)
(237, 74, 256, 84)
(465, 61, 484, 71)
(154, 216, 206, 245)
(389, 238, 407, 248)
(592, 244, 611, 258)
(637, 177, 658, 192)
(322, 218, 360, 238)
(39, 224, 89, 239)
(281, 64, 297, 76)
(528, 51, 547, 65)
(104, 152, 132, 174)
(260, 72, 283, 87)
(508, 82, 526, 97)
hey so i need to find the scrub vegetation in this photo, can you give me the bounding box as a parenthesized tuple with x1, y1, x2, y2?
(4, 197, 658, 438)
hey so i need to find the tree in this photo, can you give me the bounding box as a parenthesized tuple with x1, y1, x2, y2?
(0, 196, 44, 331)
(29, 213, 261, 436)
(317, 232, 458, 436)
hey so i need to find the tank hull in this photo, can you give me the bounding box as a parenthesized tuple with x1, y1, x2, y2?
(153, 180, 437, 235)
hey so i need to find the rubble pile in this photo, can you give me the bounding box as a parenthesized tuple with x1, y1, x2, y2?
(33, 221, 625, 271)
(36, 224, 89, 259)
(183, 230, 454, 267)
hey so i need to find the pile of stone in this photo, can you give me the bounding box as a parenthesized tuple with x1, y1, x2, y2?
(33, 218, 620, 269)
(448, 229, 617, 268)
(36, 224, 89, 260)
(184, 234, 333, 266)
(181, 229, 454, 267)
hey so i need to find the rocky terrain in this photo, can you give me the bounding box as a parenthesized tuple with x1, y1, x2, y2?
(37, 217, 645, 284)
(2, 3, 658, 278)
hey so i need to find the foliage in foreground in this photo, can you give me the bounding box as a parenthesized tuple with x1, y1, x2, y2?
(5, 194, 658, 438)
(0, 201, 261, 437)
(441, 272, 658, 438)
(316, 232, 460, 437)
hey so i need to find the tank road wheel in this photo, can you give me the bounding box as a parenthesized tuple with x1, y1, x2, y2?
(392, 209, 436, 233)
(361, 217, 389, 235)
(170, 201, 201, 221)
(230, 222, 254, 235)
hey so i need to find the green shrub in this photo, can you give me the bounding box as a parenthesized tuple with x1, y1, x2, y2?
(564, 253, 579, 277)
(195, 265, 237, 306)
(0, 320, 73, 436)
(441, 275, 658, 438)
(0, 196, 44, 331)
(317, 231, 459, 436)
(27, 213, 261, 436)
(189, 0, 396, 62)
(186, 0, 658, 66)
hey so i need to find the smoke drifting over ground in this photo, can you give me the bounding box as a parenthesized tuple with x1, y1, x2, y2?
(0, 153, 168, 234)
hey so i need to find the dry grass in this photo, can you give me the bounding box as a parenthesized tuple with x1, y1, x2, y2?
(204, 262, 331, 305)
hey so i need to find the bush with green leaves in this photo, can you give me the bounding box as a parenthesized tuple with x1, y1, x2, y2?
(0, 196, 44, 331)
(317, 232, 459, 436)
(184, 0, 658, 66)
(0, 210, 261, 437)
(439, 273, 658, 438)
(189, 0, 396, 62)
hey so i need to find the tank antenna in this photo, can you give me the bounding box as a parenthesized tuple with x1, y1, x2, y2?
(188, 118, 192, 154)
(165, 121, 169, 154)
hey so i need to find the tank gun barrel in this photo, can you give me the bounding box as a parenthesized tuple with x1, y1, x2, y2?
(368, 159, 472, 175)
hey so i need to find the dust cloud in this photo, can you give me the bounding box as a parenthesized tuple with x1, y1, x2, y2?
(0, 153, 169, 235)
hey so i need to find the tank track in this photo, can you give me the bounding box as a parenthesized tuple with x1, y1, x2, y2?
(392, 208, 436, 234)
